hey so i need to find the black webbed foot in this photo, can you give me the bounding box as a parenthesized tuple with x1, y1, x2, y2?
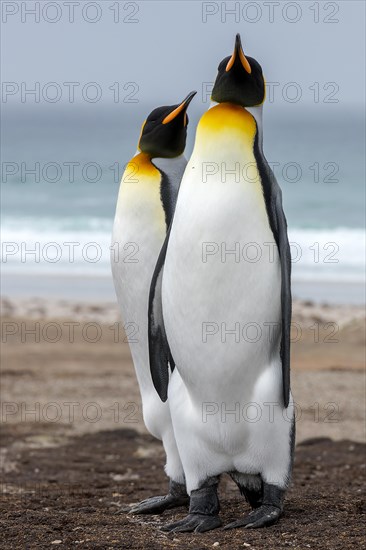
(161, 513, 222, 533)
(161, 477, 221, 533)
(224, 504, 281, 529)
(224, 482, 285, 529)
(126, 481, 189, 515)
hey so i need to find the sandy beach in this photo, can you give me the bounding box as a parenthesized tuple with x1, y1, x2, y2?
(1, 296, 365, 442)
(1, 295, 365, 548)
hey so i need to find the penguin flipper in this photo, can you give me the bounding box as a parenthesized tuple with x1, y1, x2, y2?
(148, 226, 174, 402)
(254, 133, 292, 408)
(273, 188, 292, 408)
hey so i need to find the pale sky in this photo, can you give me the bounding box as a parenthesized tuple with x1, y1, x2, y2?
(1, 0, 365, 108)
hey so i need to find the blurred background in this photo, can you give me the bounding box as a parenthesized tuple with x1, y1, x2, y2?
(2, 0, 365, 304)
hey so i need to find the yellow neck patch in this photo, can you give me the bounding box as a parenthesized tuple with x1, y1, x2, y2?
(197, 103, 257, 151)
(199, 102, 256, 134)
(116, 152, 165, 231)
(123, 152, 161, 184)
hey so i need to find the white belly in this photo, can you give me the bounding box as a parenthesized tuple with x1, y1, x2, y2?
(111, 167, 170, 439)
(112, 188, 165, 381)
(162, 160, 282, 406)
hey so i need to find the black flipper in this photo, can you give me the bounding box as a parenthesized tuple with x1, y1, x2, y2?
(273, 188, 292, 408)
(148, 225, 174, 402)
(254, 132, 292, 408)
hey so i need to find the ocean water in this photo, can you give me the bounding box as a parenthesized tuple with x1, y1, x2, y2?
(1, 104, 365, 304)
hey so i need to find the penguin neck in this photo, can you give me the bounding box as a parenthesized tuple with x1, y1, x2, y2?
(151, 153, 187, 178)
(151, 154, 187, 229)
(208, 102, 264, 150)
(246, 105, 264, 151)
(128, 151, 160, 179)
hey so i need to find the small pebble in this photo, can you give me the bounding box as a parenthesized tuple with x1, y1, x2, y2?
(213, 543, 220, 548)
(244, 544, 251, 548)
(51, 541, 62, 545)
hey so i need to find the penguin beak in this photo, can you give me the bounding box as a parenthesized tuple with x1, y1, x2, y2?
(226, 33, 252, 74)
(162, 91, 197, 125)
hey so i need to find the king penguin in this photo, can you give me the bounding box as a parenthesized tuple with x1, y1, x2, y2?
(148, 35, 295, 532)
(111, 91, 196, 514)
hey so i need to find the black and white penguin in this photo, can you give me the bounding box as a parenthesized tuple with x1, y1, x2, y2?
(149, 35, 294, 532)
(111, 91, 196, 514)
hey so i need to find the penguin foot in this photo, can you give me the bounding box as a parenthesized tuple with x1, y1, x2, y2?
(161, 477, 221, 533)
(224, 482, 285, 529)
(224, 504, 282, 529)
(161, 513, 222, 533)
(128, 481, 189, 515)
(128, 493, 188, 515)
(229, 472, 263, 509)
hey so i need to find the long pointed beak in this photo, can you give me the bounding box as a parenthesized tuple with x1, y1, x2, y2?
(226, 33, 252, 74)
(162, 90, 197, 125)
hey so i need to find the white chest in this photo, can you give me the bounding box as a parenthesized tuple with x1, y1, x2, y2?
(162, 139, 282, 396)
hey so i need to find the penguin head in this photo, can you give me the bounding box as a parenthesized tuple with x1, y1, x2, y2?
(138, 91, 197, 158)
(211, 34, 265, 107)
